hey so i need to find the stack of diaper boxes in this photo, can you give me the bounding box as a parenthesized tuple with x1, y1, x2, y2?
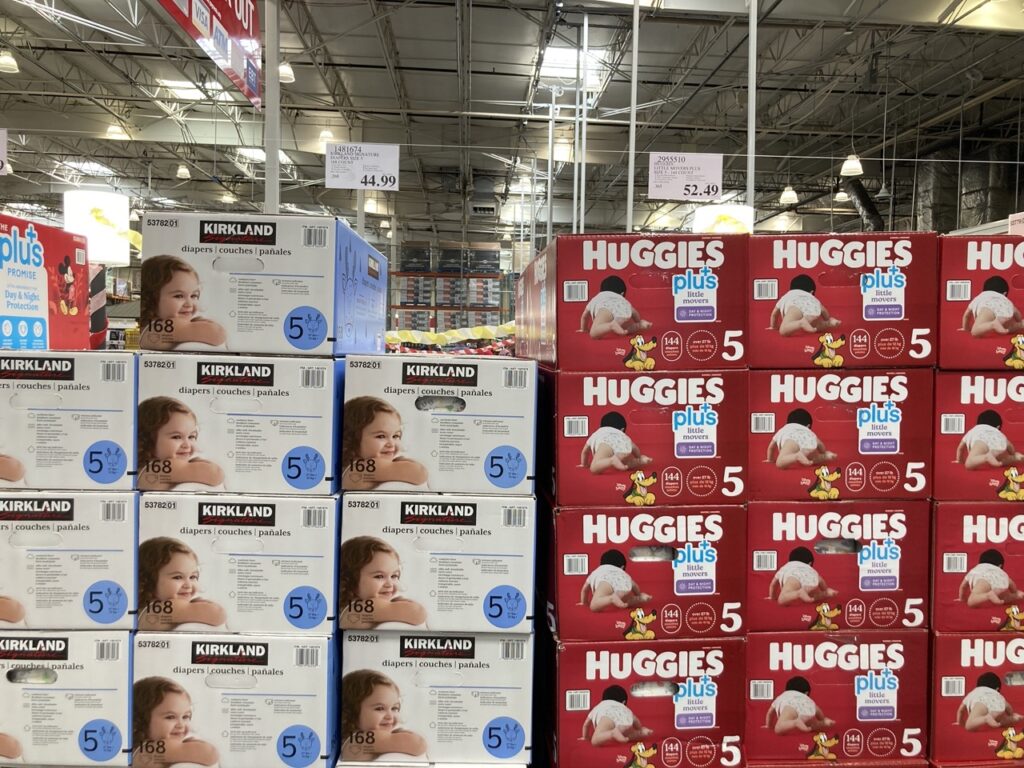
(338, 353, 537, 765)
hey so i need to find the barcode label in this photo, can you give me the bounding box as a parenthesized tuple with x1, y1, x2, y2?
(563, 281, 589, 302)
(301, 368, 325, 389)
(75, 248, 87, 265)
(502, 506, 528, 527)
(101, 500, 127, 522)
(102, 361, 126, 382)
(941, 677, 965, 697)
(303, 225, 329, 248)
(750, 680, 774, 700)
(564, 416, 589, 437)
(501, 639, 525, 660)
(944, 553, 968, 573)
(503, 367, 530, 389)
(564, 554, 589, 575)
(754, 280, 778, 300)
(947, 281, 972, 302)
(96, 639, 120, 661)
(751, 413, 776, 433)
(941, 414, 966, 434)
(753, 550, 778, 572)
(295, 646, 320, 667)
(566, 689, 591, 711)
(302, 507, 327, 528)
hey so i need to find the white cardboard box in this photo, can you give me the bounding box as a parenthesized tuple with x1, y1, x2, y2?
(340, 493, 534, 633)
(138, 493, 337, 634)
(0, 350, 136, 490)
(136, 353, 338, 494)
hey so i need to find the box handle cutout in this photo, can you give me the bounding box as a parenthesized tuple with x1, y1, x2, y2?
(8, 392, 63, 409)
(630, 680, 678, 697)
(209, 397, 262, 414)
(212, 256, 265, 273)
(211, 537, 265, 554)
(629, 545, 675, 562)
(7, 667, 57, 684)
(9, 530, 62, 548)
(415, 396, 466, 413)
(205, 673, 258, 689)
(813, 538, 861, 555)
(414, 536, 464, 552)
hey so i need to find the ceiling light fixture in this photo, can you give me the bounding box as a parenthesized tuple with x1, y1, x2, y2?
(220, 191, 236, 204)
(106, 124, 129, 141)
(876, 182, 891, 200)
(176, 164, 191, 180)
(779, 185, 798, 205)
(840, 153, 863, 176)
(278, 61, 295, 84)
(0, 50, 19, 74)
(318, 128, 334, 153)
(835, 190, 851, 203)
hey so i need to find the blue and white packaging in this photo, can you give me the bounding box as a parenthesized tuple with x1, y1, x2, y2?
(140, 212, 387, 356)
(138, 493, 337, 634)
(0, 351, 136, 490)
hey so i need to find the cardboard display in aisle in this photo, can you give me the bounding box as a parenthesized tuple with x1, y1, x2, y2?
(137, 493, 337, 634)
(548, 504, 745, 641)
(0, 631, 130, 765)
(341, 631, 533, 764)
(516, 233, 748, 371)
(0, 350, 136, 490)
(340, 493, 535, 633)
(746, 501, 930, 632)
(747, 369, 934, 500)
(140, 212, 388, 356)
(341, 355, 536, 495)
(747, 232, 938, 368)
(136, 353, 338, 494)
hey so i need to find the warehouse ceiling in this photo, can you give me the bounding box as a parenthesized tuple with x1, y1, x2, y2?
(2, 0, 1024, 245)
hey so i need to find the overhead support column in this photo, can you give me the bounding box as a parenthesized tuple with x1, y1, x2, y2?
(625, 0, 640, 232)
(746, 0, 757, 210)
(264, 0, 281, 214)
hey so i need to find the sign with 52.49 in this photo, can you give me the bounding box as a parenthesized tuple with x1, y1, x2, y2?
(648, 151, 723, 202)
(325, 142, 400, 191)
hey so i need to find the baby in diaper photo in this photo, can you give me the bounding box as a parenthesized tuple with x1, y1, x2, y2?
(581, 685, 654, 746)
(137, 537, 226, 631)
(133, 677, 219, 767)
(768, 546, 838, 605)
(955, 410, 1024, 470)
(766, 408, 837, 469)
(579, 276, 652, 339)
(579, 412, 652, 474)
(959, 549, 1024, 608)
(140, 256, 227, 351)
(578, 550, 651, 612)
(962, 276, 1024, 338)
(341, 670, 427, 762)
(769, 275, 841, 337)
(137, 398, 225, 492)
(956, 672, 1024, 731)
(339, 536, 426, 629)
(341, 397, 428, 491)
(765, 677, 835, 735)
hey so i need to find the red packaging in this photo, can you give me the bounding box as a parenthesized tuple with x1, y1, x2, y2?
(554, 637, 745, 768)
(549, 505, 746, 641)
(747, 233, 937, 369)
(747, 370, 933, 501)
(517, 233, 748, 372)
(745, 631, 929, 763)
(938, 236, 1024, 370)
(933, 503, 1024, 632)
(933, 373, 1024, 501)
(746, 502, 930, 632)
(544, 369, 748, 507)
(932, 633, 1024, 763)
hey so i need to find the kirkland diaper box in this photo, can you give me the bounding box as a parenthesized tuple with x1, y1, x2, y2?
(341, 355, 536, 495)
(747, 233, 938, 369)
(0, 350, 136, 490)
(516, 233, 748, 372)
(341, 631, 533, 764)
(747, 501, 930, 632)
(748, 370, 933, 501)
(934, 373, 1024, 501)
(140, 212, 387, 355)
(548, 505, 746, 641)
(939, 235, 1024, 370)
(0, 212, 90, 350)
(136, 353, 338, 495)
(340, 492, 535, 633)
(0, 491, 136, 630)
(552, 637, 745, 768)
(133, 632, 335, 768)
(0, 631, 131, 766)
(138, 493, 337, 634)
(541, 369, 747, 507)
(745, 631, 929, 764)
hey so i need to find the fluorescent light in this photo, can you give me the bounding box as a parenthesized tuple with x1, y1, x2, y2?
(220, 192, 236, 203)
(158, 78, 224, 100)
(840, 153, 863, 176)
(835, 190, 851, 203)
(129, 209, 140, 222)
(318, 129, 334, 153)
(176, 164, 191, 180)
(380, 220, 391, 229)
(364, 198, 378, 214)
(779, 185, 799, 205)
(278, 62, 295, 83)
(106, 124, 129, 140)
(236, 147, 293, 165)
(62, 160, 115, 176)
(540, 46, 607, 88)
(0, 50, 19, 74)
(386, 230, 393, 239)
(7, 202, 44, 211)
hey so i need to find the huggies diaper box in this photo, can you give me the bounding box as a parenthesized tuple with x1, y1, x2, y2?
(552, 637, 745, 768)
(138, 493, 337, 634)
(934, 373, 1024, 501)
(133, 632, 335, 768)
(340, 492, 535, 633)
(141, 212, 387, 355)
(0, 350, 136, 490)
(548, 505, 746, 641)
(516, 233, 748, 371)
(341, 631, 533, 763)
(0, 631, 130, 765)
(136, 353, 338, 495)
(939, 236, 1024, 370)
(542, 369, 747, 507)
(0, 491, 136, 629)
(747, 501, 930, 632)
(747, 233, 937, 369)
(0, 213, 90, 350)
(341, 355, 536, 495)
(748, 370, 933, 501)
(745, 631, 929, 764)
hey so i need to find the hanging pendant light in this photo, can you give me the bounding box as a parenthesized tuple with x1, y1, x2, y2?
(840, 154, 863, 176)
(779, 185, 799, 205)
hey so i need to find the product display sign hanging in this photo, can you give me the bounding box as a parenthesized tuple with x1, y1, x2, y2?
(648, 151, 723, 201)
(1008, 210, 1024, 234)
(325, 142, 400, 191)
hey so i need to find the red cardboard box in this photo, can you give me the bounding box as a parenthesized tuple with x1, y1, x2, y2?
(747, 370, 933, 501)
(544, 369, 748, 507)
(549, 505, 746, 641)
(745, 631, 929, 763)
(517, 233, 748, 372)
(933, 503, 1024, 632)
(747, 233, 937, 369)
(747, 502, 930, 632)
(932, 633, 1024, 763)
(934, 373, 1024, 501)
(554, 637, 745, 768)
(0, 213, 89, 349)
(939, 236, 1024, 370)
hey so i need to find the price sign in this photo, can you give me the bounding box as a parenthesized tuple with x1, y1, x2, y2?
(648, 152, 722, 201)
(325, 142, 400, 191)
(1009, 210, 1024, 235)
(0, 129, 8, 175)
